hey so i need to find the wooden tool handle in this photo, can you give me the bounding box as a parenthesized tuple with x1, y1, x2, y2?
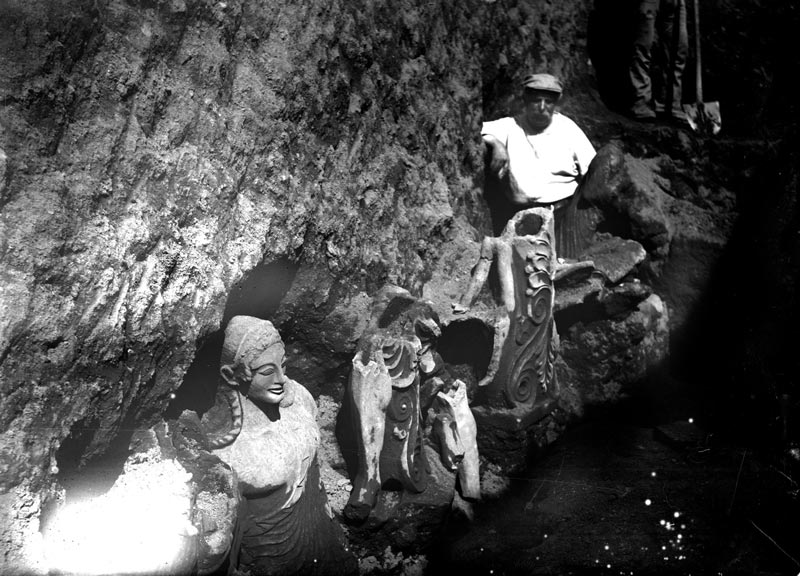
(694, 0, 703, 103)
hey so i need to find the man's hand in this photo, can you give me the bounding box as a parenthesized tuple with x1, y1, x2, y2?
(490, 146, 509, 179)
(483, 135, 509, 179)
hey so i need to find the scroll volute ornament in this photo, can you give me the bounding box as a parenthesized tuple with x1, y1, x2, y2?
(343, 289, 432, 523)
(343, 287, 482, 523)
(344, 335, 428, 526)
(454, 208, 559, 410)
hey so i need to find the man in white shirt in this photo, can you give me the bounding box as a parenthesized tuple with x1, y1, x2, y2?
(482, 73, 598, 258)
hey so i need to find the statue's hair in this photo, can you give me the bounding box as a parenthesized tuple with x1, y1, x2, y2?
(207, 385, 244, 449)
(207, 316, 283, 449)
(220, 315, 282, 368)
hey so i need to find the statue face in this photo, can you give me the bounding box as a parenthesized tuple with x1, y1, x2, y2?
(244, 344, 287, 405)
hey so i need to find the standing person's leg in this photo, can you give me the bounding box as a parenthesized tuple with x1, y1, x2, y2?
(670, 0, 689, 116)
(654, 0, 688, 116)
(629, 0, 659, 118)
(652, 0, 671, 113)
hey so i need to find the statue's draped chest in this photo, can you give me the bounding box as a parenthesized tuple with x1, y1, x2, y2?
(214, 401, 320, 503)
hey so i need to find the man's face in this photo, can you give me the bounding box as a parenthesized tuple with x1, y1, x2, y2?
(522, 89, 559, 130)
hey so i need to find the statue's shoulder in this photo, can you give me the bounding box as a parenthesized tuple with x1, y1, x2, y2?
(286, 378, 317, 417)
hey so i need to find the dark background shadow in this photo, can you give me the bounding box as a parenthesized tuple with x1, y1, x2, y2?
(588, 0, 637, 113)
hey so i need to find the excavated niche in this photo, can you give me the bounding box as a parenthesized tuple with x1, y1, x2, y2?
(221, 258, 300, 327)
(37, 256, 306, 575)
(42, 257, 301, 545)
(513, 210, 545, 237)
(53, 417, 134, 491)
(167, 257, 299, 418)
(437, 318, 494, 398)
(42, 416, 136, 539)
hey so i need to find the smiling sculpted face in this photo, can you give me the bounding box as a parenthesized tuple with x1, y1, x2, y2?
(219, 316, 287, 405)
(245, 344, 287, 405)
(211, 315, 358, 576)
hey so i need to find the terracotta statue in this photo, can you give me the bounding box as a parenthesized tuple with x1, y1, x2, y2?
(208, 315, 355, 576)
(344, 324, 428, 522)
(344, 287, 480, 522)
(431, 382, 480, 500)
(453, 208, 559, 411)
(417, 321, 480, 500)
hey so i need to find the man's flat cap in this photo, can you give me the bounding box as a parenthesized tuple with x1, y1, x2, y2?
(521, 73, 563, 94)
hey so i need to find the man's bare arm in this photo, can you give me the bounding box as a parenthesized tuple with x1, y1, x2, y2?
(482, 134, 509, 179)
(483, 135, 539, 206)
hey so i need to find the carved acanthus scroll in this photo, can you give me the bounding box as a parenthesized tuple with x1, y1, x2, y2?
(344, 325, 429, 523)
(344, 287, 481, 522)
(375, 337, 428, 493)
(454, 208, 559, 412)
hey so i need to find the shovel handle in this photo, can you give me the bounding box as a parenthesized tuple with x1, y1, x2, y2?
(693, 0, 703, 103)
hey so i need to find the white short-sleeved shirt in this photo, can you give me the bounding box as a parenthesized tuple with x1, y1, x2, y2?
(482, 113, 597, 204)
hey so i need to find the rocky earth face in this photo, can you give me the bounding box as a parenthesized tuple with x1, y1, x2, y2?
(2, 0, 488, 504)
(1, 0, 797, 573)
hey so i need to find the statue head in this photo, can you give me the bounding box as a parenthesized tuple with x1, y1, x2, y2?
(220, 316, 288, 406)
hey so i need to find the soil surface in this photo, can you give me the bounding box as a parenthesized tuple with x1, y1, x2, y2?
(429, 401, 800, 576)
